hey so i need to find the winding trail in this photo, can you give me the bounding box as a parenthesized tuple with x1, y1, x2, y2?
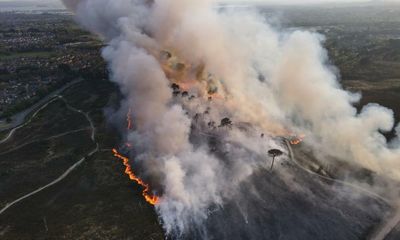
(369, 207, 400, 240)
(0, 146, 98, 215)
(0, 128, 90, 156)
(284, 139, 400, 240)
(0, 80, 82, 132)
(0, 97, 60, 145)
(0, 96, 98, 215)
(58, 96, 95, 141)
(283, 139, 391, 205)
(0, 80, 83, 145)
(197, 130, 391, 205)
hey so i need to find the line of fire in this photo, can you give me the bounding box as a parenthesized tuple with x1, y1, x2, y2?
(112, 50, 305, 205)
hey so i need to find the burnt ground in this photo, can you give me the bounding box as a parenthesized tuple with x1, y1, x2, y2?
(182, 140, 392, 240)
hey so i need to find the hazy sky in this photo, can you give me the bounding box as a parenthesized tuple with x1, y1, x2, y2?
(0, 0, 377, 3)
(0, 0, 398, 6)
(222, 0, 397, 4)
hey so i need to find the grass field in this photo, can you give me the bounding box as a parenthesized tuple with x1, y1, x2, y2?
(0, 77, 164, 239)
(0, 51, 58, 60)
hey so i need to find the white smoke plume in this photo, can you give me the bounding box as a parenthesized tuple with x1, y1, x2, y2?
(62, 0, 400, 237)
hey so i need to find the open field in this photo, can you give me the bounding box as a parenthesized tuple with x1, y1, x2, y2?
(0, 51, 58, 60)
(0, 77, 164, 239)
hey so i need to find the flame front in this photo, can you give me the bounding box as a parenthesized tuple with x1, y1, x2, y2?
(127, 108, 133, 130)
(112, 148, 160, 205)
(290, 134, 306, 145)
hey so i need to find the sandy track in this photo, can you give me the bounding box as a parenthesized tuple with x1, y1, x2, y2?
(0, 96, 98, 215)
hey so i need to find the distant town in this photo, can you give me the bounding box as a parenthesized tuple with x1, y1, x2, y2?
(0, 12, 106, 120)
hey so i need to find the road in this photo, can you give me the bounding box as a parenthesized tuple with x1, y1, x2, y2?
(0, 79, 82, 132)
(0, 80, 83, 144)
(0, 95, 98, 215)
(283, 139, 391, 205)
(197, 130, 390, 205)
(0, 146, 98, 215)
(58, 96, 95, 141)
(0, 128, 90, 156)
(284, 140, 400, 240)
(0, 97, 60, 144)
(369, 206, 400, 240)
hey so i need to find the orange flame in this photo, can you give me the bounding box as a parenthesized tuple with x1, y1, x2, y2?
(127, 108, 133, 130)
(208, 92, 225, 100)
(112, 149, 159, 205)
(290, 134, 306, 145)
(290, 139, 302, 145)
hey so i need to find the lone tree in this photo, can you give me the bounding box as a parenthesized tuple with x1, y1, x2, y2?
(268, 149, 283, 170)
(182, 91, 189, 97)
(220, 117, 232, 127)
(171, 83, 180, 91)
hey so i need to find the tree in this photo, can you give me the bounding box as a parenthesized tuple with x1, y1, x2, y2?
(268, 149, 283, 170)
(171, 83, 180, 91)
(208, 121, 216, 128)
(220, 117, 232, 127)
(182, 91, 189, 97)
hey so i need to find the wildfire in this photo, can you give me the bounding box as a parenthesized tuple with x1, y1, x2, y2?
(127, 108, 133, 130)
(114, 109, 159, 205)
(290, 134, 306, 145)
(208, 92, 225, 100)
(112, 148, 160, 205)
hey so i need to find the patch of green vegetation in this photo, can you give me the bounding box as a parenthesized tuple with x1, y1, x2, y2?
(0, 151, 164, 240)
(63, 79, 117, 113)
(0, 74, 164, 239)
(0, 51, 59, 60)
(1, 80, 72, 119)
(0, 129, 8, 140)
(0, 131, 95, 205)
(325, 37, 400, 81)
(0, 100, 89, 152)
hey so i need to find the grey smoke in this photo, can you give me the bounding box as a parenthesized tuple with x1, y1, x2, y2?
(62, 0, 400, 236)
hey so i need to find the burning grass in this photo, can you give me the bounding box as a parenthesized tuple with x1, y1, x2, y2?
(112, 149, 159, 205)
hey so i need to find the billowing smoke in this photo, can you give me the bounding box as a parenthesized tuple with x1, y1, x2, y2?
(62, 0, 400, 237)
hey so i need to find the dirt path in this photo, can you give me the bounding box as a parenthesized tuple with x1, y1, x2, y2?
(283, 139, 391, 205)
(369, 206, 400, 240)
(0, 146, 98, 215)
(0, 97, 60, 145)
(0, 96, 98, 215)
(0, 79, 82, 132)
(0, 128, 90, 156)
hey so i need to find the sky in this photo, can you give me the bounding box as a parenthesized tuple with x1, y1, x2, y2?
(0, 0, 380, 3)
(221, 0, 398, 4)
(0, 0, 398, 8)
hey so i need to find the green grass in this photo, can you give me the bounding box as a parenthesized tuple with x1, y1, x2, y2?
(0, 51, 59, 60)
(0, 127, 9, 140)
(0, 151, 164, 240)
(0, 130, 95, 204)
